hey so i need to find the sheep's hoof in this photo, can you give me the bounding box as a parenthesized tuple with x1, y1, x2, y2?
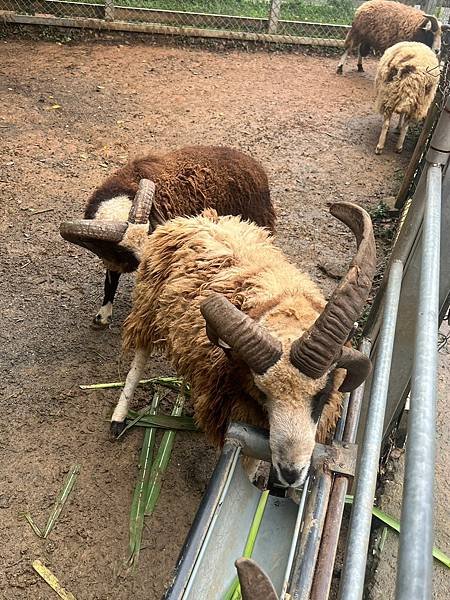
(92, 313, 111, 329)
(110, 421, 126, 438)
(375, 147, 383, 155)
(357, 64, 364, 72)
(395, 146, 403, 154)
(336, 65, 343, 75)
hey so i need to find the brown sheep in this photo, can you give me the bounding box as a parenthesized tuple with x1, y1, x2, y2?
(60, 146, 275, 327)
(110, 204, 376, 489)
(337, 0, 446, 75)
(374, 41, 440, 154)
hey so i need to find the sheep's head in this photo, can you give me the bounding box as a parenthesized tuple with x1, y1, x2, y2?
(200, 202, 376, 489)
(414, 15, 443, 55)
(60, 179, 161, 272)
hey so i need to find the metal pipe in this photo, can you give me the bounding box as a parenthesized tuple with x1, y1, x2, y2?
(164, 441, 240, 599)
(339, 260, 403, 600)
(395, 165, 442, 600)
(288, 468, 333, 600)
(310, 339, 372, 600)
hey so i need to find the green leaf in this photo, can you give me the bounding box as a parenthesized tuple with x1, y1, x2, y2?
(126, 391, 163, 569)
(345, 495, 450, 569)
(223, 490, 270, 600)
(126, 411, 198, 432)
(144, 392, 185, 516)
(80, 376, 189, 395)
(23, 465, 80, 539)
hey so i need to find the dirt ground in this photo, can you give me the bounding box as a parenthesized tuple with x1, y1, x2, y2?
(0, 36, 409, 599)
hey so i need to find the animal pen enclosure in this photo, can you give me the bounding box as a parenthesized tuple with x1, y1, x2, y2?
(1, 5, 450, 600)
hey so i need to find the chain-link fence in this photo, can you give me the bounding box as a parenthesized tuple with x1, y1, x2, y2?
(1, 1, 450, 46)
(0, 0, 359, 45)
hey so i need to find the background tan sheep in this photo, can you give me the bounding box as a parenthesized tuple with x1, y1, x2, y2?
(374, 41, 440, 154)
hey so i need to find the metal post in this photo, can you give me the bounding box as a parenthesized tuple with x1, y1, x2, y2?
(310, 339, 372, 600)
(268, 0, 282, 34)
(395, 165, 442, 600)
(339, 261, 403, 600)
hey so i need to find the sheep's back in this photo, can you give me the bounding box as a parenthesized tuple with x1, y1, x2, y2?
(122, 212, 320, 443)
(84, 146, 275, 232)
(375, 42, 439, 120)
(351, 0, 426, 51)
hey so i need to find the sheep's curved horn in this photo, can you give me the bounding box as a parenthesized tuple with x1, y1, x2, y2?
(424, 14, 440, 33)
(60, 220, 128, 244)
(290, 202, 376, 388)
(59, 220, 139, 271)
(235, 558, 278, 600)
(335, 346, 372, 392)
(128, 178, 156, 225)
(200, 293, 282, 374)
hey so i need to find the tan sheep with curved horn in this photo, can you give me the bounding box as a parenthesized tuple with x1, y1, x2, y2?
(111, 202, 376, 489)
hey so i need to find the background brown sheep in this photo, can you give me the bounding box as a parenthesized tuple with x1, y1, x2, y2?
(337, 0, 446, 74)
(60, 146, 275, 327)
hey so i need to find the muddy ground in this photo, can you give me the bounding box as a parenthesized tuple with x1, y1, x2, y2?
(0, 37, 409, 599)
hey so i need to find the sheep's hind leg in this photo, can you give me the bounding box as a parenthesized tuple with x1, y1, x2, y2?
(357, 47, 364, 72)
(111, 347, 150, 437)
(395, 113, 405, 134)
(395, 116, 410, 154)
(93, 270, 121, 328)
(375, 114, 392, 155)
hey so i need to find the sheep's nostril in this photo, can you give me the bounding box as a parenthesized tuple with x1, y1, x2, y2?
(279, 466, 300, 486)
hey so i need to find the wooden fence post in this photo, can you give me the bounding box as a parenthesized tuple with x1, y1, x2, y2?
(268, 0, 282, 34)
(104, 0, 114, 21)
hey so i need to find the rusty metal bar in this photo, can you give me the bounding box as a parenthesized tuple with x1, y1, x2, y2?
(310, 338, 372, 600)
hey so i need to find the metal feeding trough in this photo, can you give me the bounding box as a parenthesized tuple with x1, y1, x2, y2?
(164, 422, 357, 600)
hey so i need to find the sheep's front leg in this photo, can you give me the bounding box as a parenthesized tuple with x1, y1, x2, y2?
(93, 270, 121, 328)
(336, 48, 349, 75)
(395, 116, 410, 154)
(375, 113, 392, 155)
(111, 347, 150, 437)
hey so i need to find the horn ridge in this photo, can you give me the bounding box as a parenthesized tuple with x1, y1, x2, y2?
(290, 202, 376, 381)
(128, 178, 156, 225)
(200, 293, 282, 374)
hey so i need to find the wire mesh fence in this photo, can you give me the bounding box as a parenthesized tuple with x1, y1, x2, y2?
(2, 1, 450, 46)
(0, 0, 354, 45)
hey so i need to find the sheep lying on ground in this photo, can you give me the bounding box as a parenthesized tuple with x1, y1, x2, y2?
(60, 146, 275, 327)
(337, 0, 446, 75)
(374, 41, 439, 154)
(108, 203, 376, 489)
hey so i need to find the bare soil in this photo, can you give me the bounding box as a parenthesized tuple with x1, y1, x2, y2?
(0, 38, 409, 599)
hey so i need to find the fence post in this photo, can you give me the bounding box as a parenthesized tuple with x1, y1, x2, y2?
(268, 0, 282, 34)
(104, 0, 114, 21)
(422, 0, 438, 13)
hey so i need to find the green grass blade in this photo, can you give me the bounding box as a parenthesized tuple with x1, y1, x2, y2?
(144, 392, 185, 516)
(42, 465, 80, 538)
(127, 390, 163, 569)
(118, 390, 168, 439)
(80, 376, 190, 395)
(223, 490, 270, 600)
(126, 411, 198, 432)
(23, 513, 44, 538)
(345, 495, 450, 569)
